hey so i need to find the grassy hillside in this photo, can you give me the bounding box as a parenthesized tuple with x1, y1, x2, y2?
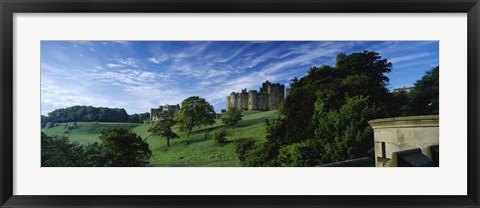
(41, 110, 280, 167)
(41, 122, 140, 144)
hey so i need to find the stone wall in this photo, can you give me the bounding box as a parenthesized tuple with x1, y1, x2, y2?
(227, 81, 285, 111)
(369, 115, 439, 167)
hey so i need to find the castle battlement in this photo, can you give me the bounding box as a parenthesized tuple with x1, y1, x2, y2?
(226, 81, 285, 111)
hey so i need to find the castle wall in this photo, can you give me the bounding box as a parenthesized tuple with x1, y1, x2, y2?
(257, 93, 268, 110)
(226, 81, 285, 111)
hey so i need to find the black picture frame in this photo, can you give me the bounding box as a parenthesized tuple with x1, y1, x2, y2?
(1, 0, 479, 207)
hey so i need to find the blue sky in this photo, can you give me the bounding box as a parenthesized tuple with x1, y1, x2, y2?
(41, 41, 439, 115)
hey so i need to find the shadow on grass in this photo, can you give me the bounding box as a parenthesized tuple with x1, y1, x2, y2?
(177, 134, 211, 146)
(234, 117, 269, 128)
(193, 125, 225, 134)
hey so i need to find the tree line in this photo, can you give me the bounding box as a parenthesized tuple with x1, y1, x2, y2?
(41, 105, 150, 127)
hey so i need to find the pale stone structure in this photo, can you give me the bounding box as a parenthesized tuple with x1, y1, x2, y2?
(369, 115, 439, 167)
(150, 104, 180, 122)
(227, 81, 285, 111)
(393, 87, 413, 93)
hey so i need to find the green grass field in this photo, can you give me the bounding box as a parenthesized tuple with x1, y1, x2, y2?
(41, 110, 280, 167)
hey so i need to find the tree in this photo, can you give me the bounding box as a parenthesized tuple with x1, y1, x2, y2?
(99, 127, 152, 167)
(278, 140, 322, 167)
(314, 96, 378, 164)
(175, 96, 216, 138)
(41, 133, 93, 167)
(409, 66, 439, 115)
(148, 106, 179, 147)
(221, 107, 243, 127)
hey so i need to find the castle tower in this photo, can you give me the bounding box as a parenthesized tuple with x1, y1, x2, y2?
(248, 90, 258, 110)
(267, 83, 285, 110)
(228, 92, 238, 109)
(239, 88, 249, 110)
(226, 96, 231, 109)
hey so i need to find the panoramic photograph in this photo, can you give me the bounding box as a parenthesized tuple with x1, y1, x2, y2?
(40, 41, 439, 167)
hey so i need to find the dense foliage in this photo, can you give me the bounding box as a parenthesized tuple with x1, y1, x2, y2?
(212, 128, 227, 146)
(41, 106, 149, 127)
(41, 127, 152, 167)
(41, 132, 95, 167)
(238, 51, 404, 166)
(175, 96, 216, 138)
(409, 66, 439, 115)
(235, 138, 256, 164)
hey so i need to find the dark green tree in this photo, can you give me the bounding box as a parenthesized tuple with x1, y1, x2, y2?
(41, 133, 99, 167)
(221, 107, 243, 127)
(175, 96, 216, 138)
(277, 140, 322, 167)
(409, 66, 439, 115)
(98, 127, 152, 167)
(314, 96, 378, 164)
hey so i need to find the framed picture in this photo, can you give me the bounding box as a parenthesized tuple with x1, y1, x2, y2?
(1, 0, 479, 207)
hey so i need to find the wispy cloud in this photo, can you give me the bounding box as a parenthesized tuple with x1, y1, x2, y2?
(106, 63, 124, 68)
(111, 41, 132, 47)
(389, 52, 430, 63)
(148, 55, 169, 64)
(116, 58, 139, 68)
(70, 41, 94, 47)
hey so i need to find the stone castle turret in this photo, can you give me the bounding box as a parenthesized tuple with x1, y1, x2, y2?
(226, 81, 285, 111)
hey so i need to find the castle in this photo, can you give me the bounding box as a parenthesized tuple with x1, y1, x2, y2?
(227, 81, 285, 111)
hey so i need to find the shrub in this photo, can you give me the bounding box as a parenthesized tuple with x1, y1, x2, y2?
(278, 140, 322, 167)
(235, 138, 256, 162)
(212, 128, 227, 146)
(241, 142, 281, 167)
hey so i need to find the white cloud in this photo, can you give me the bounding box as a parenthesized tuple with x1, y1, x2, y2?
(41, 77, 110, 115)
(106, 63, 124, 68)
(148, 55, 169, 64)
(86, 68, 159, 87)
